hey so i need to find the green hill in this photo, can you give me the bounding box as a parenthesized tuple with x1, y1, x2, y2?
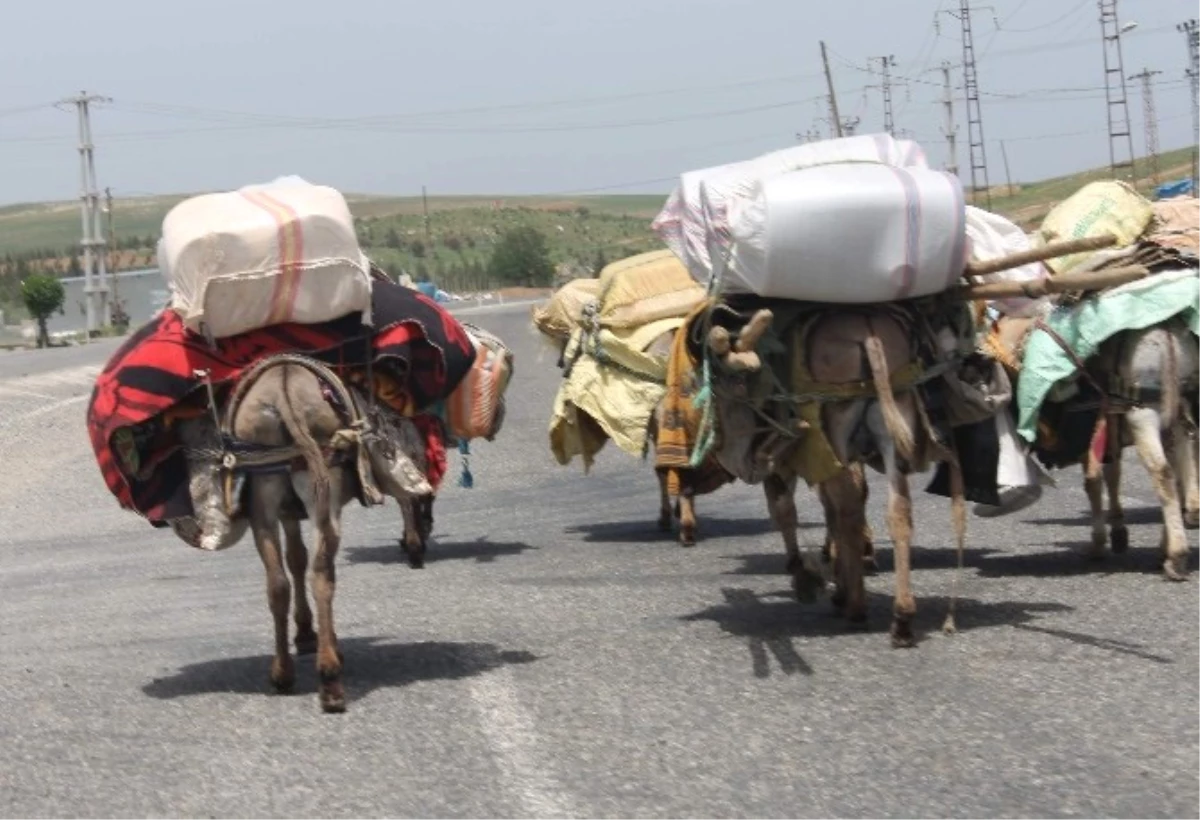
(0, 144, 1193, 315)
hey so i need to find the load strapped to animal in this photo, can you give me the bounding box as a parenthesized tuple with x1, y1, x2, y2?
(972, 181, 1198, 580)
(87, 176, 514, 553)
(646, 134, 1152, 644)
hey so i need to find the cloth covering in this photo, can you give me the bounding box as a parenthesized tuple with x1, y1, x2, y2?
(1014, 267, 1200, 443)
(653, 300, 736, 496)
(549, 317, 683, 467)
(88, 280, 475, 524)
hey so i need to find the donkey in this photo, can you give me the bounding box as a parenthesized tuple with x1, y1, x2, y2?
(1076, 321, 1199, 579)
(702, 306, 965, 647)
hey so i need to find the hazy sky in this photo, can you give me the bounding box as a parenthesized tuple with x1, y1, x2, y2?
(1, 0, 1196, 206)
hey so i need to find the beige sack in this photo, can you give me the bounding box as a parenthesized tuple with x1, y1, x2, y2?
(160, 177, 373, 339)
(533, 277, 602, 341)
(1038, 181, 1154, 274)
(597, 250, 706, 329)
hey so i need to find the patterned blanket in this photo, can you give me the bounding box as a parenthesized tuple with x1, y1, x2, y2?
(87, 280, 476, 524)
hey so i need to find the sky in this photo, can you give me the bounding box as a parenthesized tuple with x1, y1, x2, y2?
(0, 0, 1196, 207)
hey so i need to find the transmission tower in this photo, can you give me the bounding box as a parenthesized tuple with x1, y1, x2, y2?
(1180, 19, 1199, 188)
(873, 55, 899, 136)
(947, 1, 991, 208)
(1099, 1, 1137, 182)
(58, 90, 112, 333)
(941, 61, 959, 178)
(1129, 68, 1163, 184)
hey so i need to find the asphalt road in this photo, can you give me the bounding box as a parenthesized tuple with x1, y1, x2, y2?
(1, 301, 1196, 818)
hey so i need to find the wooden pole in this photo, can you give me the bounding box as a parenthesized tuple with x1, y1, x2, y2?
(954, 265, 1149, 300)
(821, 41, 844, 138)
(964, 234, 1118, 278)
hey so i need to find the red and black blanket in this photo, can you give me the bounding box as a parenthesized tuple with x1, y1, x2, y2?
(87, 280, 476, 525)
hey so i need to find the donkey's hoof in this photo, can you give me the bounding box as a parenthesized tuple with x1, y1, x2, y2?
(1163, 558, 1190, 582)
(679, 529, 697, 548)
(1183, 510, 1200, 530)
(1110, 525, 1130, 554)
(406, 554, 426, 569)
(657, 515, 673, 533)
(890, 619, 916, 649)
(785, 554, 801, 574)
(319, 687, 346, 714)
(863, 555, 879, 576)
(270, 658, 295, 694)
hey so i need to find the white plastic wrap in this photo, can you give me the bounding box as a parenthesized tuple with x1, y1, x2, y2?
(159, 176, 372, 338)
(723, 162, 966, 303)
(963, 206, 1050, 317)
(652, 134, 930, 288)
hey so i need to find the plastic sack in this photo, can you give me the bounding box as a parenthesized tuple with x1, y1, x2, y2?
(653, 133, 929, 287)
(723, 162, 966, 303)
(532, 277, 602, 341)
(596, 250, 706, 329)
(160, 177, 373, 339)
(445, 324, 514, 441)
(1038, 180, 1154, 274)
(965, 206, 1050, 317)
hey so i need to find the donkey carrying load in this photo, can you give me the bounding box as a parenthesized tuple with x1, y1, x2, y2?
(538, 251, 737, 547)
(88, 178, 510, 712)
(978, 226, 1199, 579)
(651, 134, 1144, 645)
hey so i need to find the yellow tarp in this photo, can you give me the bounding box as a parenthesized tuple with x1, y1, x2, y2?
(549, 316, 684, 469)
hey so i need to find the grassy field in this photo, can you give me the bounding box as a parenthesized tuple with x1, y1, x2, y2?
(0, 143, 1193, 301)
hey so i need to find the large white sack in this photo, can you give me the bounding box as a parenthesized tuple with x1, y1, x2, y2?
(725, 162, 966, 303)
(652, 134, 929, 287)
(160, 177, 372, 339)
(964, 206, 1049, 318)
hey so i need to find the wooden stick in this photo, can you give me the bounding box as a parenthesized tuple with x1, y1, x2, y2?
(963, 234, 1119, 278)
(953, 265, 1149, 301)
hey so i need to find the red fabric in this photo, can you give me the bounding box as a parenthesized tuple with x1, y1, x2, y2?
(87, 282, 475, 524)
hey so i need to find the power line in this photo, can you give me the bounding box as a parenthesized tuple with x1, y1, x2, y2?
(1180, 19, 1199, 188)
(1129, 68, 1164, 184)
(1099, 0, 1137, 182)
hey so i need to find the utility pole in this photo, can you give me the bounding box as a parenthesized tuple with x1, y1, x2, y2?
(947, 1, 992, 208)
(873, 55, 899, 136)
(820, 41, 844, 138)
(1179, 19, 1199, 188)
(1129, 68, 1164, 185)
(59, 90, 112, 334)
(421, 185, 431, 242)
(1099, 1, 1137, 182)
(941, 61, 959, 177)
(1000, 140, 1014, 196)
(104, 186, 120, 319)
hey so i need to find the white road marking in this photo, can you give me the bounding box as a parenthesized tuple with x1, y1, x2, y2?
(0, 394, 89, 430)
(467, 667, 578, 819)
(0, 384, 58, 400)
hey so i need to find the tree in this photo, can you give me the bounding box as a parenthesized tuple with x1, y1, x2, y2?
(68, 254, 82, 277)
(410, 239, 426, 259)
(21, 273, 65, 348)
(592, 248, 608, 275)
(487, 226, 553, 287)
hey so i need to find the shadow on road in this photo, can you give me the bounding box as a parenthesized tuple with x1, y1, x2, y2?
(681, 586, 1077, 678)
(1023, 505, 1164, 527)
(344, 538, 538, 566)
(564, 516, 798, 545)
(142, 638, 540, 702)
(974, 541, 1198, 578)
(722, 544, 999, 576)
